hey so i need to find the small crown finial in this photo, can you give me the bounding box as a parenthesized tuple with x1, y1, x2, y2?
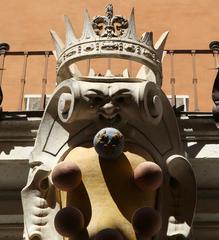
(105, 4, 113, 20)
(92, 4, 128, 37)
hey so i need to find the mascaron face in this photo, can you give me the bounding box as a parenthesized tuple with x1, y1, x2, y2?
(79, 81, 143, 125)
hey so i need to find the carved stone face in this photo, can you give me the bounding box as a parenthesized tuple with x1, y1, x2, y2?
(79, 81, 142, 125)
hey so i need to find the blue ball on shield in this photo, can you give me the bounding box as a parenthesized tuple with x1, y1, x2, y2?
(93, 128, 124, 159)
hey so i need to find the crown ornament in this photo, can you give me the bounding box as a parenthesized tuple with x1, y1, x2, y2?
(92, 4, 128, 37)
(50, 4, 168, 85)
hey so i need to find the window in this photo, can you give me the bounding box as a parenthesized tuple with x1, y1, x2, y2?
(24, 94, 50, 111)
(167, 95, 189, 111)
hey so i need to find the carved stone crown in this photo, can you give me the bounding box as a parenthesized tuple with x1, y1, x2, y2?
(51, 4, 168, 85)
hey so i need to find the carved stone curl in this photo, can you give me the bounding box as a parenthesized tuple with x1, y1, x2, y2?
(166, 155, 196, 238)
(58, 92, 75, 123)
(139, 81, 163, 125)
(21, 164, 60, 240)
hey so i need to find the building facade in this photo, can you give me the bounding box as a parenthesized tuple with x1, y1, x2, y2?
(1, 1, 219, 239)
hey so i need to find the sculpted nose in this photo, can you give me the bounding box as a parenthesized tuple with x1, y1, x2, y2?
(102, 102, 116, 115)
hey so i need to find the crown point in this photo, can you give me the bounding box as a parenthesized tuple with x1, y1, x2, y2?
(50, 30, 64, 58)
(154, 31, 169, 60)
(136, 65, 156, 83)
(105, 69, 114, 77)
(123, 68, 130, 78)
(141, 32, 153, 47)
(88, 68, 96, 76)
(64, 15, 78, 46)
(81, 9, 96, 40)
(124, 7, 137, 40)
(69, 64, 81, 77)
(84, 8, 89, 17)
(136, 65, 148, 79)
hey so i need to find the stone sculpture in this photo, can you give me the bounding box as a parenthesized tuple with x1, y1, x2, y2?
(22, 4, 196, 240)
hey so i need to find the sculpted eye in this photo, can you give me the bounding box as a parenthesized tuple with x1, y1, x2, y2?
(114, 94, 132, 104)
(93, 96, 104, 104)
(85, 94, 105, 105)
(115, 96, 125, 103)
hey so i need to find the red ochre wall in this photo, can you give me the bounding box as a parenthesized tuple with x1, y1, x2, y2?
(0, 0, 219, 111)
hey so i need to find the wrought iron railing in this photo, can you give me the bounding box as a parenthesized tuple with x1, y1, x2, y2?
(0, 47, 218, 112)
(165, 49, 218, 112)
(0, 50, 55, 111)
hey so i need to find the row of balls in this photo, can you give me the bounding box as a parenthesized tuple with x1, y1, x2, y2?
(54, 206, 162, 239)
(52, 160, 163, 192)
(51, 160, 163, 238)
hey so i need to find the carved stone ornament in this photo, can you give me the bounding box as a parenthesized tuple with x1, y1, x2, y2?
(50, 4, 168, 86)
(22, 4, 196, 240)
(92, 4, 128, 37)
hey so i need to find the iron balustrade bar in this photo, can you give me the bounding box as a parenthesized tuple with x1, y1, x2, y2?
(191, 51, 200, 112)
(0, 44, 10, 89)
(86, 59, 91, 76)
(165, 49, 215, 54)
(169, 50, 176, 107)
(4, 51, 53, 56)
(17, 52, 28, 111)
(213, 50, 219, 68)
(40, 52, 49, 110)
(0, 54, 6, 88)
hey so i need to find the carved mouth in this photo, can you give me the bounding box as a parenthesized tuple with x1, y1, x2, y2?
(99, 113, 121, 124)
